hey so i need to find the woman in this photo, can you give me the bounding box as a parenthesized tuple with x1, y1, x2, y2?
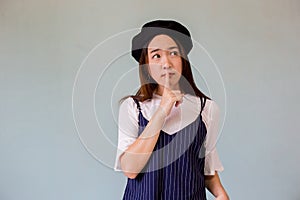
(114, 19, 229, 200)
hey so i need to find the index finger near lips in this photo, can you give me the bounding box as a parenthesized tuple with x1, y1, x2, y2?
(164, 71, 170, 89)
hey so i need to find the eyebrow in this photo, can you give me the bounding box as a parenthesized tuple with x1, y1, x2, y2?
(149, 46, 179, 54)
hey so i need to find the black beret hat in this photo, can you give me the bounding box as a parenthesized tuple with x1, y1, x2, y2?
(131, 20, 193, 62)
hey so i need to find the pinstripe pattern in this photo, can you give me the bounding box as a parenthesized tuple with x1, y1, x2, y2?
(123, 98, 207, 200)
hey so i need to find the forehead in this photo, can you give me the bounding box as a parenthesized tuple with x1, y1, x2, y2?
(147, 34, 178, 51)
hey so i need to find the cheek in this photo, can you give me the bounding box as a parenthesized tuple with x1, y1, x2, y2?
(148, 65, 162, 83)
(149, 64, 160, 76)
(175, 59, 183, 74)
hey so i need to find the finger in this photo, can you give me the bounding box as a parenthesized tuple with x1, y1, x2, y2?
(171, 90, 183, 99)
(164, 71, 170, 89)
(175, 99, 183, 107)
(172, 90, 181, 96)
(175, 94, 184, 107)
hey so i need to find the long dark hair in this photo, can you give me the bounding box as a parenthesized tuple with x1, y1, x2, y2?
(120, 35, 211, 111)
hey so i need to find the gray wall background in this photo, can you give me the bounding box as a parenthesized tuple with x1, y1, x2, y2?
(1, 0, 300, 199)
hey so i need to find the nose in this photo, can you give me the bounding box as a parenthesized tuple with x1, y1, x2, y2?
(161, 55, 171, 70)
(163, 64, 170, 70)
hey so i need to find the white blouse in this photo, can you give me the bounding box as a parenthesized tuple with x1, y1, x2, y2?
(114, 93, 224, 175)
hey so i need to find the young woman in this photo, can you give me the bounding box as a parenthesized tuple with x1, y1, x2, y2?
(114, 19, 229, 200)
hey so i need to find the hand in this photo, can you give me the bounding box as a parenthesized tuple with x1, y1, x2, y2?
(159, 72, 184, 116)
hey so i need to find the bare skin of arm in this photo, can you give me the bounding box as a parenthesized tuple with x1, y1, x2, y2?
(205, 172, 230, 200)
(120, 73, 183, 179)
(119, 108, 165, 179)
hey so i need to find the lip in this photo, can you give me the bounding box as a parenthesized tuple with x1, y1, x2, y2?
(161, 73, 175, 77)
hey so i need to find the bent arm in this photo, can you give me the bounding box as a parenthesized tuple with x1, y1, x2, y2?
(205, 171, 229, 200)
(120, 107, 166, 179)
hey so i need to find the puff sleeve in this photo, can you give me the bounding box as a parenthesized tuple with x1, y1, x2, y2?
(114, 97, 139, 171)
(203, 100, 225, 175)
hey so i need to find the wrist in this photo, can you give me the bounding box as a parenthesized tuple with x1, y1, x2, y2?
(157, 105, 167, 119)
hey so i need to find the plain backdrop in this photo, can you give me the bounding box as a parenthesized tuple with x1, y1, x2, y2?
(1, 0, 300, 199)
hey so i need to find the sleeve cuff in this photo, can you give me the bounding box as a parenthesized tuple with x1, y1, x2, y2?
(204, 147, 224, 175)
(114, 148, 125, 171)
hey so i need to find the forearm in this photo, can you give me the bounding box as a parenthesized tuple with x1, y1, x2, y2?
(205, 172, 229, 199)
(120, 108, 166, 178)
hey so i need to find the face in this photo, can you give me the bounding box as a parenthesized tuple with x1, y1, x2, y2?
(147, 34, 182, 91)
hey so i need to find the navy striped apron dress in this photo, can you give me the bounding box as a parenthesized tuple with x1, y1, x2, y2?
(122, 97, 207, 200)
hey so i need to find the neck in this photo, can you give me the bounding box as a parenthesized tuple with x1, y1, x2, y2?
(155, 84, 181, 96)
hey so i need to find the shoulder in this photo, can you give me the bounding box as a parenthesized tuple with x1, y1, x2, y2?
(202, 99, 220, 127)
(119, 97, 139, 116)
(204, 99, 220, 118)
(183, 94, 219, 119)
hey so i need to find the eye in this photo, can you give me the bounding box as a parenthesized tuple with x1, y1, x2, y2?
(170, 51, 179, 56)
(152, 54, 160, 59)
